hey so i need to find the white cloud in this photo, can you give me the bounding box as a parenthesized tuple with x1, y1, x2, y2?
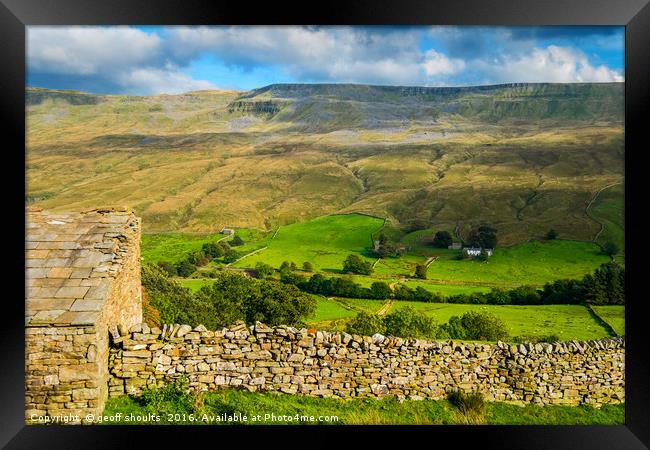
(423, 49, 465, 76)
(28, 26, 162, 75)
(116, 67, 216, 95)
(27, 26, 624, 94)
(480, 45, 623, 83)
(28, 26, 216, 94)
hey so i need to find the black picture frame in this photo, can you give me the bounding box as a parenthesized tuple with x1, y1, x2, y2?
(3, 0, 649, 448)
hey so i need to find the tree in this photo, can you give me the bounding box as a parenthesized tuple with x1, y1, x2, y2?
(432, 230, 453, 248)
(302, 261, 314, 272)
(141, 264, 215, 327)
(279, 261, 293, 273)
(342, 254, 373, 275)
(175, 259, 196, 277)
(467, 223, 498, 249)
(346, 312, 386, 336)
(156, 260, 177, 277)
(415, 264, 428, 279)
(245, 281, 316, 326)
(222, 249, 240, 264)
(230, 235, 244, 246)
(202, 242, 224, 259)
(369, 281, 391, 299)
(603, 241, 619, 256)
(440, 311, 508, 341)
(254, 262, 274, 279)
(383, 306, 438, 339)
(545, 229, 558, 240)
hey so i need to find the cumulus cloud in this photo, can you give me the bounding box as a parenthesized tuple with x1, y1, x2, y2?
(116, 67, 216, 95)
(27, 26, 215, 94)
(27, 25, 624, 94)
(482, 45, 624, 83)
(28, 27, 162, 75)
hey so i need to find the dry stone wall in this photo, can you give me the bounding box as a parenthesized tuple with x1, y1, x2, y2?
(108, 322, 625, 407)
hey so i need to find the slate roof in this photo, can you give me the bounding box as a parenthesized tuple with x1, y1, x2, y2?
(25, 207, 140, 327)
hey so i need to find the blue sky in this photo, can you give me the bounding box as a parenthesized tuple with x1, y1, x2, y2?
(27, 26, 624, 95)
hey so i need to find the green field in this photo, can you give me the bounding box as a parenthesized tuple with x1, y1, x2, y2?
(591, 305, 625, 336)
(588, 183, 624, 255)
(103, 388, 624, 425)
(141, 233, 224, 264)
(424, 240, 609, 286)
(233, 214, 384, 272)
(389, 303, 610, 341)
(177, 278, 215, 292)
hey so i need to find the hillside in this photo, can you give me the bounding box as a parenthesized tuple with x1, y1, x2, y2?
(25, 82, 624, 244)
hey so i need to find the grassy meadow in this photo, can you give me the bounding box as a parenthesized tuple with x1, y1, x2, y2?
(591, 305, 625, 336)
(102, 388, 624, 425)
(232, 214, 384, 272)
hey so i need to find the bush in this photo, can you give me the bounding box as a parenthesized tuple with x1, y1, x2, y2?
(195, 272, 316, 329)
(141, 264, 214, 326)
(346, 312, 386, 336)
(467, 223, 498, 249)
(202, 242, 224, 259)
(230, 235, 244, 246)
(222, 249, 240, 264)
(440, 311, 509, 341)
(447, 390, 485, 416)
(369, 281, 391, 300)
(415, 264, 427, 279)
(254, 262, 274, 279)
(175, 259, 196, 277)
(383, 306, 438, 339)
(342, 254, 373, 275)
(432, 230, 453, 248)
(156, 260, 177, 276)
(302, 261, 314, 272)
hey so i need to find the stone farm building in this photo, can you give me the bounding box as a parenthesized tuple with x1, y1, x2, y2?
(220, 228, 235, 235)
(25, 207, 142, 424)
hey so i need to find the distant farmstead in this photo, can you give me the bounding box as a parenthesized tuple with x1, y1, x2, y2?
(220, 228, 235, 235)
(448, 242, 462, 250)
(463, 247, 493, 257)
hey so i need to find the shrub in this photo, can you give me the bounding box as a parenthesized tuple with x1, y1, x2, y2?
(415, 264, 427, 279)
(156, 260, 177, 277)
(441, 311, 509, 341)
(245, 281, 316, 326)
(175, 259, 196, 277)
(222, 249, 240, 264)
(447, 390, 485, 416)
(230, 235, 244, 246)
(342, 254, 373, 275)
(254, 262, 274, 279)
(346, 312, 386, 336)
(383, 306, 438, 339)
(432, 230, 453, 248)
(369, 281, 391, 300)
(466, 223, 498, 249)
(302, 261, 314, 272)
(141, 264, 214, 326)
(201, 242, 224, 259)
(136, 376, 195, 419)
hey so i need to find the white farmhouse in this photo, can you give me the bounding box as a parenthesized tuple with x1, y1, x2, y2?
(463, 247, 493, 257)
